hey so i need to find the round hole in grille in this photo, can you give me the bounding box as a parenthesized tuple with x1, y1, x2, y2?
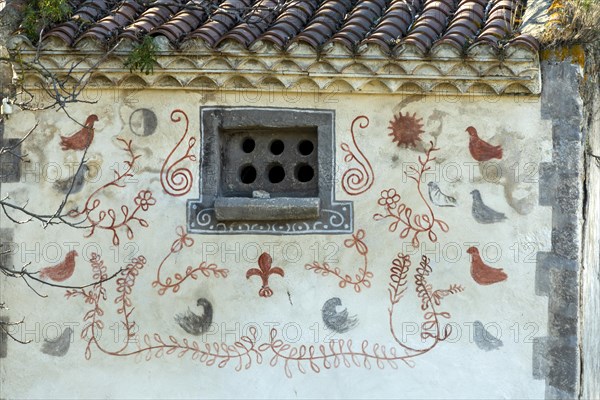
(242, 137, 255, 153)
(298, 140, 314, 156)
(268, 164, 285, 183)
(240, 164, 257, 184)
(295, 163, 315, 183)
(270, 139, 285, 155)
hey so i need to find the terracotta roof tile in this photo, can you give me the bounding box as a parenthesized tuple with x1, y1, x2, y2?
(76, 0, 145, 42)
(259, 0, 321, 47)
(152, 4, 209, 43)
(331, 0, 388, 48)
(364, 0, 423, 49)
(120, 0, 183, 40)
(40, 0, 538, 53)
(437, 0, 487, 49)
(217, 0, 280, 46)
(190, 0, 254, 47)
(403, 0, 458, 53)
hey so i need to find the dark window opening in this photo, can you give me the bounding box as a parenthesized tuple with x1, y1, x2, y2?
(298, 140, 314, 156)
(268, 164, 285, 183)
(220, 127, 318, 197)
(295, 164, 314, 183)
(270, 139, 285, 155)
(240, 165, 257, 184)
(242, 137, 255, 153)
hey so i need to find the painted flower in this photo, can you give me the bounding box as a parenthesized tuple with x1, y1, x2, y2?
(135, 190, 156, 211)
(378, 189, 401, 208)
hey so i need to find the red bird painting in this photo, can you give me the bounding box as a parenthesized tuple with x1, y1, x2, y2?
(466, 126, 503, 161)
(39, 250, 78, 282)
(466, 247, 507, 285)
(60, 114, 99, 151)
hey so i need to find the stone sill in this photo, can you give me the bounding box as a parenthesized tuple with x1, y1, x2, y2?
(214, 197, 320, 221)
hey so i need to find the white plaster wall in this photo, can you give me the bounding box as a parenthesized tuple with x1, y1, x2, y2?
(0, 89, 552, 399)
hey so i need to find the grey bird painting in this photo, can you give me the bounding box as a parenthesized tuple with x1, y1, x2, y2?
(473, 321, 503, 351)
(175, 298, 213, 336)
(41, 327, 73, 357)
(470, 190, 507, 223)
(321, 297, 358, 334)
(53, 163, 89, 194)
(428, 182, 457, 207)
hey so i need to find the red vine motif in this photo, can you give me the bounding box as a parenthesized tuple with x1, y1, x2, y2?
(67, 251, 464, 377)
(259, 328, 409, 378)
(68, 138, 155, 245)
(160, 109, 197, 197)
(266, 254, 464, 377)
(373, 142, 449, 247)
(67, 253, 260, 368)
(152, 226, 229, 295)
(305, 229, 372, 293)
(65, 252, 146, 359)
(404, 255, 463, 345)
(341, 116, 375, 196)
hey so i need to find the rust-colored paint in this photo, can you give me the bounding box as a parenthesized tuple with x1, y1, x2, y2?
(40, 250, 78, 282)
(153, 226, 228, 295)
(246, 253, 285, 298)
(388, 112, 424, 148)
(60, 114, 98, 151)
(466, 247, 508, 285)
(160, 109, 196, 197)
(466, 126, 503, 162)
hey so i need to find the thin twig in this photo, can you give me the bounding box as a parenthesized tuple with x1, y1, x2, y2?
(0, 322, 32, 345)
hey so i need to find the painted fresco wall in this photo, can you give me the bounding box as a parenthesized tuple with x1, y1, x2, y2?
(0, 88, 553, 398)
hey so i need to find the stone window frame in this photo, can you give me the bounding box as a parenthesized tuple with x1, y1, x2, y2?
(187, 106, 353, 234)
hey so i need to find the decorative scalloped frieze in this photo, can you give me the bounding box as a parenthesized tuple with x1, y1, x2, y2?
(9, 35, 541, 95)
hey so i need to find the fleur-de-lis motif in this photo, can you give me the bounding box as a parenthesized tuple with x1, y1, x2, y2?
(246, 253, 284, 298)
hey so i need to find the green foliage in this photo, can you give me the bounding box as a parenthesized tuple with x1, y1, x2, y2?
(124, 36, 158, 75)
(21, 0, 72, 41)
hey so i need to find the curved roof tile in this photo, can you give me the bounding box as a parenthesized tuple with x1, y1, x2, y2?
(40, 0, 538, 54)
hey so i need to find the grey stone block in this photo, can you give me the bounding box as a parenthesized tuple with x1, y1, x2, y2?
(0, 138, 21, 183)
(0, 228, 14, 269)
(552, 119, 582, 142)
(215, 197, 320, 221)
(551, 223, 580, 261)
(533, 336, 550, 379)
(536, 58, 584, 399)
(541, 61, 582, 120)
(0, 316, 7, 358)
(546, 342, 578, 394)
(539, 163, 558, 206)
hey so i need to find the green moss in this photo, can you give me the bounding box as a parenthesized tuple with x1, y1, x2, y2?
(21, 0, 72, 41)
(124, 36, 158, 75)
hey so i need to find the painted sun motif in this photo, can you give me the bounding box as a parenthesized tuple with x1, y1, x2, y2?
(388, 112, 425, 148)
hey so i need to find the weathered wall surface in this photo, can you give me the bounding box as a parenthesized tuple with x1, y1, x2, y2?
(581, 44, 600, 400)
(0, 87, 567, 398)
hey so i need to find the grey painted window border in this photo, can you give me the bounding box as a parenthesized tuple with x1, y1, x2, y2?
(187, 107, 353, 234)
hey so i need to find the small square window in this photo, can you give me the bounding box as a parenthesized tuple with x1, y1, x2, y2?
(220, 127, 318, 197)
(187, 107, 353, 234)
